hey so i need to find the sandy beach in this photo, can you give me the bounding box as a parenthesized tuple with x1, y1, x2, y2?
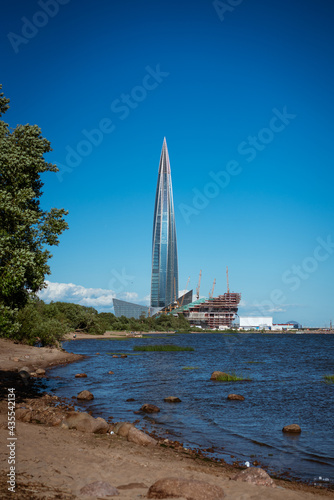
(1, 337, 333, 499)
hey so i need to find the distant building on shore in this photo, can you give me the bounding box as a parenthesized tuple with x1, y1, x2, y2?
(169, 289, 241, 330)
(112, 299, 149, 320)
(238, 318, 301, 331)
(150, 138, 178, 308)
(272, 323, 298, 331)
(239, 317, 273, 330)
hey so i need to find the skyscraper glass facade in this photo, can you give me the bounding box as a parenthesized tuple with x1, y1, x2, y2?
(151, 138, 178, 308)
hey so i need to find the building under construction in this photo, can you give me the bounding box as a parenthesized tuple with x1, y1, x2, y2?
(170, 268, 241, 329)
(173, 292, 241, 329)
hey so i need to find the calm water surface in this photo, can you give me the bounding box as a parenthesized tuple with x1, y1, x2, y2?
(45, 333, 334, 486)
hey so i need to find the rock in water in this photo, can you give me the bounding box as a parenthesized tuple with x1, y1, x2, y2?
(282, 424, 301, 433)
(77, 390, 94, 400)
(140, 403, 160, 413)
(164, 396, 182, 403)
(36, 368, 46, 375)
(75, 373, 87, 378)
(147, 477, 225, 499)
(18, 370, 30, 382)
(210, 371, 228, 380)
(227, 394, 245, 401)
(80, 481, 119, 497)
(232, 467, 275, 487)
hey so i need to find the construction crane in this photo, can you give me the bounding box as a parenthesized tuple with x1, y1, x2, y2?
(179, 276, 190, 307)
(196, 270, 202, 300)
(226, 266, 230, 294)
(209, 278, 216, 299)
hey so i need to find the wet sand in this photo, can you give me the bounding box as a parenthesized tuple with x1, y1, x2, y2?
(0, 338, 333, 499)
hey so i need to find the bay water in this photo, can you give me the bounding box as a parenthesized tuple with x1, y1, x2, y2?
(44, 333, 334, 486)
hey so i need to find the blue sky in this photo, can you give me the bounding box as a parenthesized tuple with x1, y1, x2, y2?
(1, 0, 333, 326)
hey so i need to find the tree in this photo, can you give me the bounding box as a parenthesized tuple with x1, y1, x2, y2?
(0, 85, 68, 336)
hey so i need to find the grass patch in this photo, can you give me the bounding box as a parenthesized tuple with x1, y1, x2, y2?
(323, 374, 334, 384)
(133, 344, 194, 352)
(215, 372, 250, 382)
(182, 366, 199, 370)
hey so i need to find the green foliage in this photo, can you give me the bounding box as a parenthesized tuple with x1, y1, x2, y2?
(133, 344, 194, 352)
(323, 374, 334, 384)
(95, 310, 192, 333)
(0, 85, 68, 338)
(11, 298, 108, 345)
(50, 302, 104, 334)
(14, 297, 68, 346)
(182, 366, 199, 370)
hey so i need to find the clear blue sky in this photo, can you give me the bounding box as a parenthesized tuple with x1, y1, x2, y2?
(1, 0, 333, 326)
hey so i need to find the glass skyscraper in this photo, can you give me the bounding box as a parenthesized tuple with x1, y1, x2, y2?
(151, 138, 178, 308)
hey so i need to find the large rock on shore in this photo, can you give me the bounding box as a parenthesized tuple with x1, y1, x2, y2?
(210, 371, 228, 380)
(127, 427, 157, 447)
(282, 424, 301, 433)
(227, 394, 245, 401)
(147, 477, 225, 499)
(62, 411, 109, 434)
(15, 408, 33, 422)
(113, 421, 157, 446)
(80, 481, 119, 497)
(77, 390, 94, 401)
(232, 467, 275, 487)
(140, 403, 160, 413)
(114, 422, 135, 437)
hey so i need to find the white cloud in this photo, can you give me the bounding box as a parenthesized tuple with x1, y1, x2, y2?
(141, 294, 151, 305)
(120, 292, 139, 302)
(38, 280, 140, 311)
(240, 303, 301, 314)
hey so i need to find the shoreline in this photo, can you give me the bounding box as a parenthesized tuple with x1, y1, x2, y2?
(0, 337, 85, 373)
(0, 339, 333, 499)
(62, 330, 334, 342)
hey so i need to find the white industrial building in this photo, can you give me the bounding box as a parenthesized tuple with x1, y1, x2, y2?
(239, 317, 273, 330)
(272, 323, 295, 331)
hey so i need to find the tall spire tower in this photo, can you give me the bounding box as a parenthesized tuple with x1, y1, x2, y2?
(151, 138, 178, 308)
